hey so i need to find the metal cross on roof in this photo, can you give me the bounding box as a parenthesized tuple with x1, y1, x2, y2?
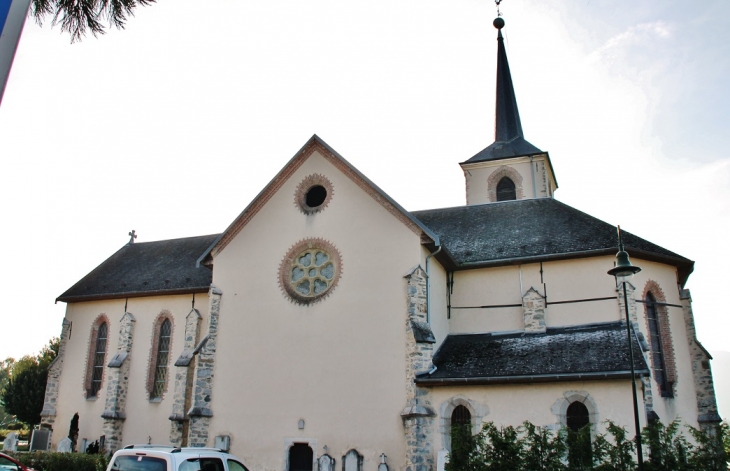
(128, 230, 137, 244)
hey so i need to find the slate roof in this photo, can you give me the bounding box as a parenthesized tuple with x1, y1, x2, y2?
(57, 234, 219, 303)
(411, 198, 694, 285)
(416, 322, 650, 385)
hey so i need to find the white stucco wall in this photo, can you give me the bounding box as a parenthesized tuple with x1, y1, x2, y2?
(207, 149, 425, 469)
(429, 380, 643, 452)
(461, 155, 556, 205)
(53, 293, 209, 450)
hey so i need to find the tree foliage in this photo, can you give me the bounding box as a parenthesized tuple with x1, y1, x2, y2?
(0, 338, 59, 427)
(30, 0, 156, 42)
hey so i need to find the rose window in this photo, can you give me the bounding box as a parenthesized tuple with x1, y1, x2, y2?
(280, 238, 342, 304)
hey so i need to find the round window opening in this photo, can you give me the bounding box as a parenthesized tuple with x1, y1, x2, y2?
(295, 174, 333, 215)
(279, 238, 342, 305)
(306, 185, 327, 208)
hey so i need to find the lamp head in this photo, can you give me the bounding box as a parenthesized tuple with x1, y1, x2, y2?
(607, 250, 642, 282)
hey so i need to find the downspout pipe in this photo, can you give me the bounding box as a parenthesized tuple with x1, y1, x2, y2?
(425, 245, 443, 324)
(530, 155, 537, 198)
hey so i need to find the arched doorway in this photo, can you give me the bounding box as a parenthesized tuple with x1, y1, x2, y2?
(288, 443, 313, 471)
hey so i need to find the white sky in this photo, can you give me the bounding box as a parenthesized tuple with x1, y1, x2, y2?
(1, 0, 728, 410)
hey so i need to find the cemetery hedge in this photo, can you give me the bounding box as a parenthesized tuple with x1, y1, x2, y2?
(4, 450, 108, 471)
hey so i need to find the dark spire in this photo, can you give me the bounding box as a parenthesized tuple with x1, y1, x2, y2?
(464, 17, 543, 164)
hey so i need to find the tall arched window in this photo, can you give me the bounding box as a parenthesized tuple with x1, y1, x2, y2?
(452, 405, 472, 428)
(88, 321, 108, 398)
(566, 401, 591, 468)
(148, 315, 173, 400)
(496, 177, 516, 201)
(646, 292, 671, 397)
(151, 319, 172, 399)
(450, 405, 472, 465)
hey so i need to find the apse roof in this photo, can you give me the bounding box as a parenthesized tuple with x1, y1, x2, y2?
(57, 234, 218, 303)
(415, 321, 650, 385)
(411, 198, 694, 284)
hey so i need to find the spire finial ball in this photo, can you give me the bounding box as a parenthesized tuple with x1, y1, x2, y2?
(493, 17, 505, 29)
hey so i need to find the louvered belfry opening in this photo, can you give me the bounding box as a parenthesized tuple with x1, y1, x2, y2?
(288, 443, 313, 471)
(496, 177, 517, 201)
(152, 319, 172, 399)
(646, 292, 671, 397)
(89, 322, 108, 397)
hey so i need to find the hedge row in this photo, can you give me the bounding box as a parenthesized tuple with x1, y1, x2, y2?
(447, 419, 729, 471)
(5, 451, 108, 471)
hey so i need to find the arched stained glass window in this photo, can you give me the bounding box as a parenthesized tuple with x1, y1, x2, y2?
(151, 319, 172, 399)
(89, 322, 107, 397)
(496, 177, 517, 201)
(646, 292, 671, 397)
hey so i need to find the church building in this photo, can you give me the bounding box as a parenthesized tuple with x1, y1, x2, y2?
(42, 16, 720, 471)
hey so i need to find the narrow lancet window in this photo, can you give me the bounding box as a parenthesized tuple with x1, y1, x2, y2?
(151, 318, 172, 399)
(89, 322, 108, 397)
(646, 292, 671, 397)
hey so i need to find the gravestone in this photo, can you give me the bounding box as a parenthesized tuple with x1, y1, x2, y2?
(2, 432, 17, 451)
(343, 449, 363, 471)
(318, 454, 335, 471)
(57, 437, 73, 452)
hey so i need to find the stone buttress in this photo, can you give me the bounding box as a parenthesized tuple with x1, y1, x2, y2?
(40, 318, 72, 436)
(402, 266, 437, 471)
(522, 287, 546, 334)
(681, 289, 722, 431)
(102, 312, 136, 454)
(169, 308, 202, 446)
(187, 286, 222, 447)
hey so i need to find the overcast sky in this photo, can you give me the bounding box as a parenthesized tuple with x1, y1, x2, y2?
(1, 0, 728, 411)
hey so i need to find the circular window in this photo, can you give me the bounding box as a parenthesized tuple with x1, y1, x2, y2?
(296, 174, 333, 214)
(279, 238, 342, 305)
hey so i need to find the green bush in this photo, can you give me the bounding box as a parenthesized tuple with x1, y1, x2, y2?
(5, 451, 108, 471)
(447, 419, 728, 471)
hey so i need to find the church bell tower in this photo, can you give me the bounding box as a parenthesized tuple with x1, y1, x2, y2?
(460, 17, 558, 205)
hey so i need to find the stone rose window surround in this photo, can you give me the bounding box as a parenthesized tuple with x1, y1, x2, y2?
(295, 174, 334, 214)
(279, 238, 342, 305)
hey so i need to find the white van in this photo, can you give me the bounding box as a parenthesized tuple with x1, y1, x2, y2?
(107, 445, 249, 471)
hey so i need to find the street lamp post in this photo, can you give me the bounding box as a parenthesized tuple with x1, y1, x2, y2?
(607, 226, 644, 470)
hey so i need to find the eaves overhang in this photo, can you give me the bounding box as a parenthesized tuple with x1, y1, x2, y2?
(56, 286, 210, 304)
(459, 151, 558, 190)
(415, 369, 651, 387)
(453, 246, 693, 286)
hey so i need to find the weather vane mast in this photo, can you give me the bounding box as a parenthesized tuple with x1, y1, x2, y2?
(495, 0, 503, 17)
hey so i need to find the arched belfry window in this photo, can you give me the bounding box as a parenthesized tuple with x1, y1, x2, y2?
(646, 292, 671, 397)
(86, 319, 108, 398)
(496, 177, 516, 201)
